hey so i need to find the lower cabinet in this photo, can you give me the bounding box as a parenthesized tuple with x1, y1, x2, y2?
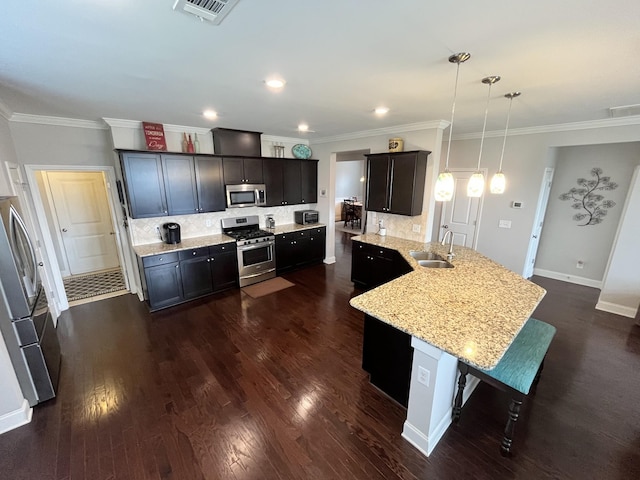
(362, 314, 413, 407)
(351, 241, 412, 289)
(139, 243, 238, 311)
(275, 226, 326, 275)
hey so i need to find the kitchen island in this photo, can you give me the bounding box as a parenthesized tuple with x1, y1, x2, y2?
(349, 234, 546, 456)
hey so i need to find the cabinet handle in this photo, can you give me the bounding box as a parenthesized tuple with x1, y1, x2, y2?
(193, 251, 197, 255)
(175, 265, 179, 269)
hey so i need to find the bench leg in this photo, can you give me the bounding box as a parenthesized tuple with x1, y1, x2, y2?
(501, 398, 523, 456)
(452, 364, 468, 423)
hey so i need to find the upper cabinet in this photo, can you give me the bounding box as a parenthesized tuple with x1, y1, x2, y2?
(119, 151, 226, 219)
(365, 150, 430, 216)
(222, 157, 263, 184)
(263, 158, 318, 206)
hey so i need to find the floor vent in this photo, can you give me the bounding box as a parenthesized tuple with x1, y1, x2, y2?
(609, 104, 640, 118)
(173, 0, 240, 25)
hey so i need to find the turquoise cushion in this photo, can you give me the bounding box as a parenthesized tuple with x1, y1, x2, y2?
(480, 318, 556, 395)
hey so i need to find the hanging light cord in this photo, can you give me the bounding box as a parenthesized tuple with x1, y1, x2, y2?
(443, 61, 462, 172)
(476, 80, 495, 171)
(497, 96, 514, 173)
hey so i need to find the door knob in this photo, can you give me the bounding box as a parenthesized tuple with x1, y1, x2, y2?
(532, 235, 538, 239)
(62, 228, 68, 232)
(442, 225, 449, 229)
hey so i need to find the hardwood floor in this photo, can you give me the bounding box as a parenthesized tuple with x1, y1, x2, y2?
(1, 232, 639, 479)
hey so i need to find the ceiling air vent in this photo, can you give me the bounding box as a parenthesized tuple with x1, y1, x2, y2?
(173, 0, 240, 25)
(609, 104, 640, 118)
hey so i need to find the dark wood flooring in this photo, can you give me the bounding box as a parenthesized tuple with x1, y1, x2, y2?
(1, 231, 639, 479)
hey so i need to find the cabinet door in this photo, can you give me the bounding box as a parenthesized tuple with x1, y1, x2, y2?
(389, 153, 420, 215)
(121, 153, 167, 218)
(180, 248, 213, 300)
(308, 227, 326, 263)
(195, 156, 226, 212)
(300, 160, 318, 204)
(351, 241, 372, 286)
(263, 158, 284, 206)
(162, 155, 199, 215)
(365, 155, 390, 213)
(283, 160, 302, 205)
(275, 233, 296, 274)
(294, 231, 310, 265)
(210, 244, 238, 292)
(145, 262, 182, 310)
(243, 158, 264, 184)
(222, 158, 244, 184)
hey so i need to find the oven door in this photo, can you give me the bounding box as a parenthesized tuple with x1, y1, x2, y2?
(237, 241, 276, 285)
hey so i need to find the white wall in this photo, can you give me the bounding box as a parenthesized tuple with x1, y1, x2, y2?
(336, 160, 365, 201)
(597, 166, 640, 319)
(447, 123, 640, 274)
(0, 116, 17, 195)
(535, 143, 640, 283)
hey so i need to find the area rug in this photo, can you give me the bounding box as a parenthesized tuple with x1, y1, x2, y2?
(63, 268, 126, 302)
(242, 277, 295, 298)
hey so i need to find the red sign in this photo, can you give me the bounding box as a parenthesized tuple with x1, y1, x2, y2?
(142, 122, 167, 151)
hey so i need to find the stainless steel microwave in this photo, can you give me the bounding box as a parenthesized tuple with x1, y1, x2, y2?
(295, 210, 319, 225)
(226, 184, 266, 208)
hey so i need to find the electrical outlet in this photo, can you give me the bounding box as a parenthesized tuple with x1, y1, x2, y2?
(499, 219, 512, 229)
(378, 220, 384, 228)
(205, 219, 212, 227)
(418, 366, 430, 387)
(576, 260, 584, 269)
(412, 224, 421, 233)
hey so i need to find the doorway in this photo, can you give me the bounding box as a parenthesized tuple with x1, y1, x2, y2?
(26, 166, 130, 309)
(437, 169, 484, 248)
(335, 149, 368, 236)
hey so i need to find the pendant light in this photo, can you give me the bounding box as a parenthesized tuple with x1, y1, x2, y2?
(434, 52, 471, 202)
(490, 91, 521, 194)
(467, 75, 500, 197)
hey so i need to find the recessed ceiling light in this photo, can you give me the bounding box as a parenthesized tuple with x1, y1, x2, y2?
(265, 78, 286, 89)
(203, 109, 218, 119)
(298, 123, 309, 132)
(374, 106, 389, 115)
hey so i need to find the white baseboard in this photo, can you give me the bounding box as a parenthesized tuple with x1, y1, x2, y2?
(533, 268, 602, 289)
(595, 301, 638, 319)
(401, 376, 480, 456)
(323, 256, 336, 265)
(0, 399, 32, 435)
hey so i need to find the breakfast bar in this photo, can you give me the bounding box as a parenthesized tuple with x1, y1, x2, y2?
(349, 234, 546, 456)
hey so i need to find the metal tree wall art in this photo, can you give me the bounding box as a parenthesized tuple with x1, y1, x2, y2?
(559, 167, 618, 226)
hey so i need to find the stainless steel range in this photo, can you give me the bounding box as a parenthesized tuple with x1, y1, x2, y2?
(221, 215, 276, 287)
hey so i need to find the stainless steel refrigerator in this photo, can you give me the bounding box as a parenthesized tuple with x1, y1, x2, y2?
(0, 196, 60, 406)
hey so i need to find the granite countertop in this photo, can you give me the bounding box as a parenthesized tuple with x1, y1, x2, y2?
(133, 223, 326, 257)
(348, 234, 546, 370)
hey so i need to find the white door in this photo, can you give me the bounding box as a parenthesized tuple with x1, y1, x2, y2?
(523, 168, 554, 278)
(47, 171, 119, 275)
(439, 170, 482, 247)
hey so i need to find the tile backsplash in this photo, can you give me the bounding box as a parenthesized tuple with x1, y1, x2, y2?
(129, 205, 317, 245)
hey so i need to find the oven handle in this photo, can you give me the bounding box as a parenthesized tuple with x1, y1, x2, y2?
(237, 240, 275, 252)
(241, 268, 276, 280)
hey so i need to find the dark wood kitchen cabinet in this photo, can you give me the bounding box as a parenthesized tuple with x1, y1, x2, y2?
(275, 226, 325, 274)
(141, 253, 183, 310)
(362, 314, 413, 407)
(139, 242, 238, 311)
(351, 240, 412, 289)
(263, 158, 318, 206)
(222, 157, 263, 184)
(120, 152, 168, 218)
(365, 150, 430, 216)
(119, 151, 226, 218)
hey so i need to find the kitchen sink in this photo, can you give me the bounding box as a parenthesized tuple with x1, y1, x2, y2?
(409, 251, 444, 261)
(418, 259, 454, 269)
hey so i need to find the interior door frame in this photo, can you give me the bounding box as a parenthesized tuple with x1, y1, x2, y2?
(23, 164, 133, 313)
(523, 167, 555, 278)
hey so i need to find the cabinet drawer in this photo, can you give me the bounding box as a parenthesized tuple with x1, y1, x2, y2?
(209, 243, 236, 255)
(142, 252, 179, 268)
(178, 247, 209, 261)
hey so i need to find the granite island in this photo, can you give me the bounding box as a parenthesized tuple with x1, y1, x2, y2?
(349, 234, 546, 456)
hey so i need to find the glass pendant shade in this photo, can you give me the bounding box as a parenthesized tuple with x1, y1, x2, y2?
(434, 171, 455, 201)
(467, 172, 485, 197)
(490, 171, 506, 194)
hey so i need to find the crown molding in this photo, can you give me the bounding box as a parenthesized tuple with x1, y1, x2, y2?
(102, 117, 212, 135)
(0, 99, 12, 121)
(453, 116, 640, 141)
(10, 113, 107, 129)
(312, 120, 450, 144)
(262, 134, 308, 144)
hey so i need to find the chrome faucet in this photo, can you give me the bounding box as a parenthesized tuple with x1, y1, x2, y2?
(441, 230, 455, 261)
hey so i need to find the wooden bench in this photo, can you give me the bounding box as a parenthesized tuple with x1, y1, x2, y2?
(452, 317, 556, 456)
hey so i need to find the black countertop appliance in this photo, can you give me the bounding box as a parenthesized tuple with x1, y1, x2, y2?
(162, 222, 181, 244)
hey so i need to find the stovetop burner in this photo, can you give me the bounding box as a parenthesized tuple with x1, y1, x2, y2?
(221, 215, 275, 245)
(225, 229, 273, 241)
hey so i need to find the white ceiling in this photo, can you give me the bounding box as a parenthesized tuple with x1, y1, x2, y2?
(1, 0, 639, 139)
